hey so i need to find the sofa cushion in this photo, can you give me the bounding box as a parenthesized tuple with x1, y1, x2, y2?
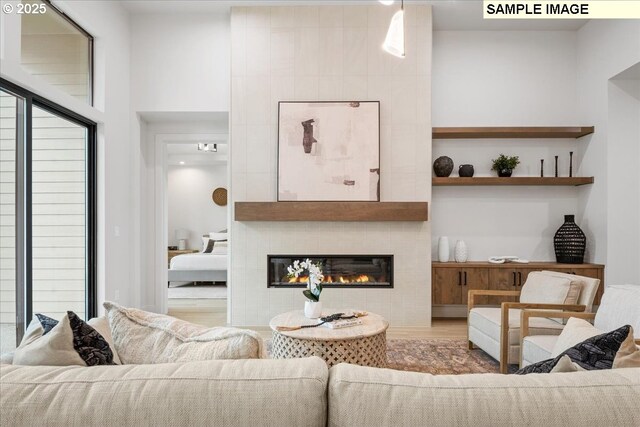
(519, 272, 575, 305)
(469, 307, 564, 345)
(328, 363, 640, 427)
(540, 270, 600, 312)
(516, 325, 632, 374)
(1, 357, 328, 427)
(595, 284, 640, 335)
(522, 335, 557, 366)
(104, 302, 264, 364)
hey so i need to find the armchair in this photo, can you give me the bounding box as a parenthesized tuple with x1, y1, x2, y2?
(521, 284, 640, 368)
(467, 271, 600, 374)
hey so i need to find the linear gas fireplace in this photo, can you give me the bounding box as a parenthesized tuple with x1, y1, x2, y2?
(268, 255, 393, 288)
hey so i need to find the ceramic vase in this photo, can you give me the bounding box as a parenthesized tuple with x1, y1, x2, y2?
(304, 301, 323, 319)
(438, 237, 450, 262)
(553, 215, 586, 264)
(454, 240, 468, 263)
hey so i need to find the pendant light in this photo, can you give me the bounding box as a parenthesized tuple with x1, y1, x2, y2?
(379, 0, 395, 5)
(382, 0, 404, 58)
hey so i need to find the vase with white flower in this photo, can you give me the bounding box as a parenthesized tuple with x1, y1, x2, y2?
(287, 258, 325, 319)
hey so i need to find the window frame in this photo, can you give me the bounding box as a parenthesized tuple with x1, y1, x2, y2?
(0, 78, 97, 344)
(31, 0, 95, 105)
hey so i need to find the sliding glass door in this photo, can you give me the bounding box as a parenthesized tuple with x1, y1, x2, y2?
(0, 80, 96, 351)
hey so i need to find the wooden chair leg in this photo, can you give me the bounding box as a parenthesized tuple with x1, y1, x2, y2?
(500, 304, 510, 374)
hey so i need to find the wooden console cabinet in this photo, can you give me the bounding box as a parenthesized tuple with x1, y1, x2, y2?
(432, 262, 605, 316)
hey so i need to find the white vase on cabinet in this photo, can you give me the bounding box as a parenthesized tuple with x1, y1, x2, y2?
(438, 237, 450, 262)
(454, 240, 468, 263)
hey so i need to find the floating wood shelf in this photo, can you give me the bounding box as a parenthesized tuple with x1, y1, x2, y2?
(432, 261, 605, 269)
(432, 177, 594, 186)
(432, 126, 594, 139)
(234, 202, 429, 222)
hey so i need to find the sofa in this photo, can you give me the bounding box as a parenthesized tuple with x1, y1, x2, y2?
(2, 359, 639, 426)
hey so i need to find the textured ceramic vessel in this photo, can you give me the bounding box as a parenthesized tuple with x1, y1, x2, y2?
(433, 156, 454, 177)
(458, 164, 474, 177)
(554, 215, 586, 264)
(438, 237, 450, 262)
(454, 240, 468, 263)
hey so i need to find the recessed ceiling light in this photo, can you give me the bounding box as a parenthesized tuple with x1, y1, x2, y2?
(379, 0, 394, 5)
(179, 161, 185, 165)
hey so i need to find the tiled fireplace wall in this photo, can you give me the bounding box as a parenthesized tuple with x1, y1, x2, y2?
(230, 5, 432, 326)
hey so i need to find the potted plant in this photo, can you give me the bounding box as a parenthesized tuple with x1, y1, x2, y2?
(491, 154, 520, 177)
(287, 259, 325, 318)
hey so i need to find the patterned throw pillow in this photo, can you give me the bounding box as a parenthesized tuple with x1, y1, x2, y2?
(35, 313, 58, 335)
(67, 311, 117, 366)
(516, 325, 631, 374)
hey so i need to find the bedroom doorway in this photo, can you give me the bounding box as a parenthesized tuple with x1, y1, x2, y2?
(139, 111, 230, 326)
(166, 140, 229, 326)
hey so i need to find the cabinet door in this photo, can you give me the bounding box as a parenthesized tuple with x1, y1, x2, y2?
(461, 268, 489, 305)
(488, 269, 519, 305)
(432, 268, 463, 305)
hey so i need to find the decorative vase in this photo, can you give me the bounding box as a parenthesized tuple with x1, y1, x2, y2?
(454, 240, 468, 263)
(438, 237, 450, 262)
(304, 301, 323, 319)
(458, 164, 474, 177)
(498, 169, 513, 177)
(554, 215, 586, 264)
(433, 156, 454, 177)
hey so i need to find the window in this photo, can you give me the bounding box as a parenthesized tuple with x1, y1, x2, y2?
(0, 79, 96, 351)
(20, 0, 93, 104)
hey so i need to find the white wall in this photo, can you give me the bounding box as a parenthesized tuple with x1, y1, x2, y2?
(576, 20, 640, 286)
(230, 5, 432, 327)
(130, 12, 230, 113)
(168, 164, 228, 249)
(1, 0, 133, 312)
(432, 31, 581, 261)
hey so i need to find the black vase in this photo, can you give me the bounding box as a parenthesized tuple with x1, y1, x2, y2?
(433, 156, 454, 177)
(458, 164, 474, 177)
(497, 169, 513, 177)
(554, 215, 586, 264)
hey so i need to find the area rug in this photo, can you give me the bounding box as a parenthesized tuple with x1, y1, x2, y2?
(266, 338, 515, 375)
(168, 284, 227, 299)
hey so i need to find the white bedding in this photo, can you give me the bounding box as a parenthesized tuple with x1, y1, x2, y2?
(170, 253, 227, 271)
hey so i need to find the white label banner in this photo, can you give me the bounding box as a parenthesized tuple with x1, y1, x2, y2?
(484, 0, 640, 19)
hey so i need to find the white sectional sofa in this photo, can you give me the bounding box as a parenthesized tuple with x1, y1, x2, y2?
(1, 358, 639, 426)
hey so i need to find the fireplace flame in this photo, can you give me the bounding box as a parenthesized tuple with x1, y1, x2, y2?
(284, 274, 379, 285)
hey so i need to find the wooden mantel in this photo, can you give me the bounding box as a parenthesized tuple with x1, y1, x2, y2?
(234, 202, 429, 222)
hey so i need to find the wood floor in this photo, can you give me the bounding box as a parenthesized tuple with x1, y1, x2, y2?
(168, 299, 467, 340)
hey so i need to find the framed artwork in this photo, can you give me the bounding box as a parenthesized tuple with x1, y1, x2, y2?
(277, 101, 380, 201)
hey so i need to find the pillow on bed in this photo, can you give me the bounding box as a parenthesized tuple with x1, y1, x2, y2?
(209, 232, 228, 241)
(212, 242, 227, 255)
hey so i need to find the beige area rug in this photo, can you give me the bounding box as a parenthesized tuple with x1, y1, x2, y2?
(267, 338, 515, 375)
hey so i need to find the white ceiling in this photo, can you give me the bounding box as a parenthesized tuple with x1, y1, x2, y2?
(118, 0, 588, 31)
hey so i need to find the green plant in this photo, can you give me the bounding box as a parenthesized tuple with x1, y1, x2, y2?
(491, 154, 520, 172)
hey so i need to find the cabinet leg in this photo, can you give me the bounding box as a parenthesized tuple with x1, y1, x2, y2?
(468, 340, 474, 350)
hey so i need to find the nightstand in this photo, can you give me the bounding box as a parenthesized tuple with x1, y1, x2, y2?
(168, 249, 199, 267)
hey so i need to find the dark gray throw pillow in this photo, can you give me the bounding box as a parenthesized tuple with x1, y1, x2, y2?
(35, 313, 58, 335)
(67, 311, 117, 366)
(515, 324, 631, 374)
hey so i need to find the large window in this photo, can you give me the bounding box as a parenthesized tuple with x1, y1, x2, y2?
(0, 79, 96, 351)
(20, 0, 93, 104)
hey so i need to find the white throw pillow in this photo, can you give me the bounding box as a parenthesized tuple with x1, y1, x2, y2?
(13, 315, 86, 366)
(211, 241, 228, 255)
(104, 302, 264, 364)
(551, 317, 602, 357)
(550, 355, 587, 373)
(520, 272, 575, 304)
(209, 232, 228, 241)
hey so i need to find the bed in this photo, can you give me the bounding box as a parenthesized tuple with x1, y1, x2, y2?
(168, 253, 227, 283)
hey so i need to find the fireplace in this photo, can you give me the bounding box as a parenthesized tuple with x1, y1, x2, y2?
(268, 255, 393, 288)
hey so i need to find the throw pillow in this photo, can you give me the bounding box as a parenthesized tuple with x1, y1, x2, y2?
(68, 311, 117, 366)
(515, 324, 631, 374)
(35, 313, 58, 335)
(13, 312, 117, 366)
(550, 355, 586, 373)
(551, 317, 601, 357)
(104, 301, 264, 364)
(87, 316, 122, 365)
(613, 326, 640, 369)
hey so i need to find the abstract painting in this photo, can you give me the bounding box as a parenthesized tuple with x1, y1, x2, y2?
(278, 101, 380, 201)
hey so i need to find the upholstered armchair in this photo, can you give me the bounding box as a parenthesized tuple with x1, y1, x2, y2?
(521, 284, 640, 368)
(467, 271, 600, 373)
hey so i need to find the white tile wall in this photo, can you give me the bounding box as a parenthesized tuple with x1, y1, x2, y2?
(230, 5, 432, 326)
